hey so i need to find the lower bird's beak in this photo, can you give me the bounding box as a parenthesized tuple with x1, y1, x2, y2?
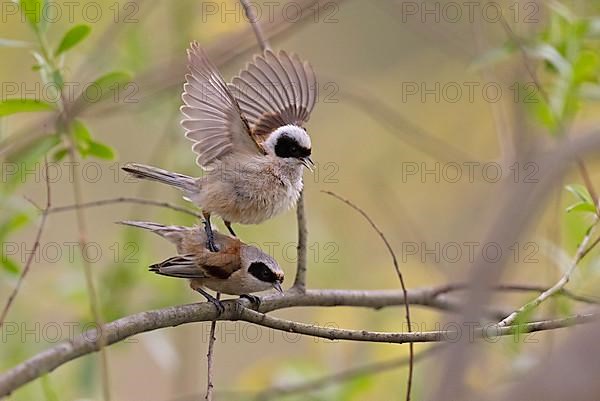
(272, 282, 284, 293)
(300, 157, 315, 172)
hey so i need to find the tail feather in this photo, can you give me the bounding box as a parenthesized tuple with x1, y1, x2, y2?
(122, 163, 198, 193)
(150, 255, 206, 279)
(116, 220, 189, 245)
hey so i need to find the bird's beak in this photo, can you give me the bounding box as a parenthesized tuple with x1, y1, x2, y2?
(272, 282, 284, 293)
(300, 157, 315, 172)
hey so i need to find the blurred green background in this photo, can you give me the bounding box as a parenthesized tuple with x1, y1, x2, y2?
(2, 0, 600, 400)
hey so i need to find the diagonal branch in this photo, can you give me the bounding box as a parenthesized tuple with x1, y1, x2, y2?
(0, 159, 52, 329)
(321, 191, 414, 401)
(498, 218, 599, 327)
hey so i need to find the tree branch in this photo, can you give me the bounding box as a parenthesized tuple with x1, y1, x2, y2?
(1, 286, 596, 398)
(293, 192, 309, 291)
(498, 218, 599, 327)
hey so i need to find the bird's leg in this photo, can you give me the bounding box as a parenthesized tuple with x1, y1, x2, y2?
(195, 288, 225, 315)
(224, 220, 237, 237)
(202, 211, 219, 252)
(239, 294, 261, 308)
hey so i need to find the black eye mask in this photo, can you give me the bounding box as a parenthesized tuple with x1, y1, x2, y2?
(248, 262, 278, 283)
(274, 135, 311, 159)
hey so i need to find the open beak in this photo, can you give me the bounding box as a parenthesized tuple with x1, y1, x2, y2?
(272, 282, 284, 293)
(300, 157, 315, 172)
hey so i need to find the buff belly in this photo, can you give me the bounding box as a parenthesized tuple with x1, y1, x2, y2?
(194, 168, 303, 224)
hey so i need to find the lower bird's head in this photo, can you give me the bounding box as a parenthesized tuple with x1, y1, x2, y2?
(264, 125, 314, 171)
(241, 245, 284, 293)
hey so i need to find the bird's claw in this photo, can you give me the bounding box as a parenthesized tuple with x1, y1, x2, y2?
(210, 298, 225, 315)
(239, 294, 261, 308)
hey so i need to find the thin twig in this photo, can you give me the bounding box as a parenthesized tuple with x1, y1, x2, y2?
(238, 0, 310, 292)
(66, 143, 111, 401)
(498, 218, 599, 327)
(205, 293, 220, 401)
(47, 197, 201, 219)
(240, 0, 271, 50)
(321, 190, 414, 401)
(294, 192, 309, 291)
(0, 159, 51, 328)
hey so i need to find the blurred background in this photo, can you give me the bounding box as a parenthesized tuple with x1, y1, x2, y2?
(2, 0, 600, 400)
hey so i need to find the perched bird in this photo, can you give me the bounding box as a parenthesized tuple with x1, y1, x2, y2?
(118, 220, 284, 312)
(123, 41, 317, 252)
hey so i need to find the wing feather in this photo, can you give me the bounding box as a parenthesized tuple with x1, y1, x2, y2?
(229, 49, 317, 139)
(180, 42, 264, 169)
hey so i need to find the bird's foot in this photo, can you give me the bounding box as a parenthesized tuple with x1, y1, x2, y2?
(203, 220, 220, 252)
(239, 294, 261, 308)
(195, 289, 225, 315)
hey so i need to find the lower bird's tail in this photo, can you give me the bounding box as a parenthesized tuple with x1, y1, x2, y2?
(122, 163, 198, 193)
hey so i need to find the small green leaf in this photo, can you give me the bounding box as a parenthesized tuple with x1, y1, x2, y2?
(573, 50, 600, 84)
(19, 0, 44, 30)
(0, 213, 31, 238)
(54, 24, 91, 56)
(565, 184, 593, 204)
(87, 140, 115, 160)
(71, 119, 92, 156)
(52, 147, 69, 162)
(1, 257, 21, 275)
(40, 374, 60, 401)
(566, 202, 597, 214)
(0, 99, 54, 117)
(80, 71, 132, 105)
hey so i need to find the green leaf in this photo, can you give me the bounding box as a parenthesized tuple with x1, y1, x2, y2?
(71, 119, 92, 156)
(87, 140, 115, 160)
(528, 43, 571, 76)
(573, 50, 600, 84)
(1, 257, 21, 275)
(54, 24, 91, 56)
(566, 202, 597, 214)
(80, 71, 132, 105)
(52, 147, 69, 162)
(40, 374, 60, 401)
(0, 212, 31, 238)
(565, 184, 593, 204)
(19, 0, 44, 30)
(0, 99, 54, 117)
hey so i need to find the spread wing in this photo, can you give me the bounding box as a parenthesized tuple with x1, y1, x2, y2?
(229, 49, 317, 140)
(180, 42, 265, 170)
